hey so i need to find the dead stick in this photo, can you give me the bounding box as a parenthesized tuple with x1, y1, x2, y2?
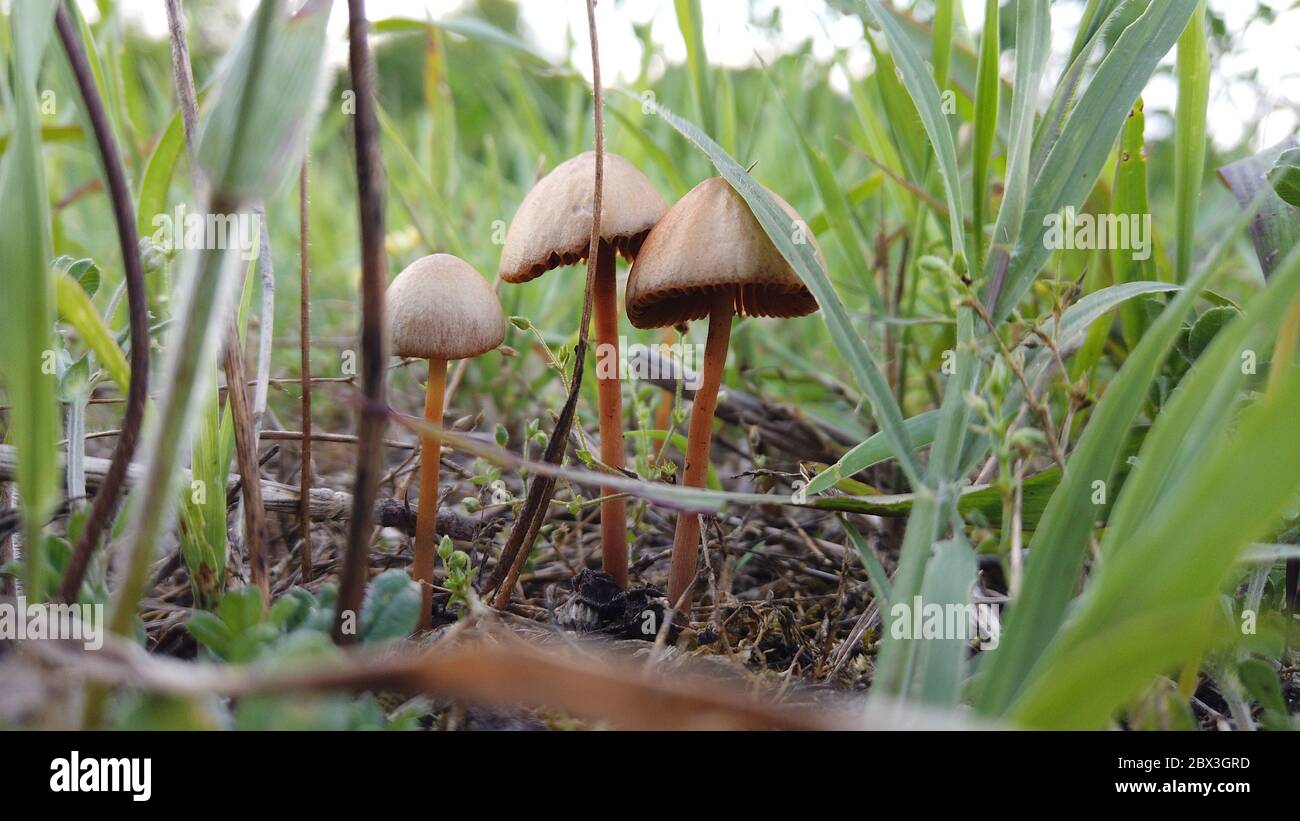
(336, 0, 389, 644)
(486, 0, 604, 606)
(221, 316, 269, 603)
(299, 158, 313, 581)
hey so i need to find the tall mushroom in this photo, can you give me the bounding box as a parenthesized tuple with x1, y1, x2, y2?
(499, 151, 667, 589)
(626, 177, 821, 613)
(388, 254, 506, 630)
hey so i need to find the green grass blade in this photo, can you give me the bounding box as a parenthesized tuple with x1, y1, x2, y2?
(1032, 280, 1180, 351)
(861, 0, 967, 272)
(971, 0, 999, 273)
(1111, 98, 1157, 347)
(0, 0, 59, 601)
(771, 79, 883, 312)
(913, 536, 977, 706)
(1010, 602, 1219, 728)
(606, 103, 689, 196)
(1029, 1, 1127, 181)
(842, 517, 892, 609)
(197, 0, 329, 201)
(807, 174, 884, 235)
(136, 110, 188, 239)
(871, 0, 1050, 698)
(861, 3, 1013, 144)
(805, 410, 940, 497)
(1172, 2, 1209, 283)
(1103, 247, 1300, 552)
(986, 0, 1202, 322)
(976, 244, 1218, 716)
(862, 29, 927, 190)
(1014, 270, 1300, 725)
(982, 0, 1050, 289)
(673, 0, 715, 139)
(374, 15, 553, 64)
(931, 0, 955, 92)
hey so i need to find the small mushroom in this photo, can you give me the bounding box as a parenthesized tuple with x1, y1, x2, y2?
(499, 151, 668, 589)
(626, 177, 821, 612)
(388, 254, 506, 630)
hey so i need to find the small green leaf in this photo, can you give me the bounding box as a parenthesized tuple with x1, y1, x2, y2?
(360, 569, 421, 644)
(1237, 658, 1287, 718)
(268, 587, 317, 632)
(1268, 147, 1300, 208)
(57, 355, 92, 402)
(54, 255, 101, 298)
(186, 610, 236, 660)
(218, 587, 265, 634)
(1187, 305, 1239, 360)
(55, 272, 130, 392)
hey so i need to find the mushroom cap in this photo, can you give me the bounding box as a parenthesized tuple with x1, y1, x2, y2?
(387, 254, 506, 361)
(498, 151, 668, 283)
(625, 177, 821, 329)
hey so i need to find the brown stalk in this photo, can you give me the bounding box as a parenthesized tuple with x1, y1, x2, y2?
(298, 159, 313, 582)
(221, 317, 269, 602)
(335, 0, 390, 644)
(412, 359, 446, 630)
(55, 2, 151, 603)
(592, 240, 627, 587)
(487, 0, 605, 606)
(666, 289, 733, 611)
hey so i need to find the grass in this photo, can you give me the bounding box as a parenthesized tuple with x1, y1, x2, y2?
(0, 0, 1297, 731)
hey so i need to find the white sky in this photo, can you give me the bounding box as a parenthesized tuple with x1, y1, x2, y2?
(100, 0, 1300, 151)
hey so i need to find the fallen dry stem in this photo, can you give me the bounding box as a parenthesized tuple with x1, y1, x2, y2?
(23, 626, 872, 731)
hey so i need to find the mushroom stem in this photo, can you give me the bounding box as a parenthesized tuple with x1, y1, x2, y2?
(666, 288, 733, 611)
(593, 240, 628, 588)
(413, 358, 446, 631)
(651, 326, 675, 464)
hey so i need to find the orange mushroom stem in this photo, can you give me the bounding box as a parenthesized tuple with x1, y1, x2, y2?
(666, 288, 733, 608)
(626, 177, 822, 617)
(592, 240, 629, 587)
(412, 357, 446, 629)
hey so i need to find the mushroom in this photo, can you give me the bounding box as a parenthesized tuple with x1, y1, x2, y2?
(626, 177, 821, 612)
(388, 253, 506, 630)
(499, 150, 668, 589)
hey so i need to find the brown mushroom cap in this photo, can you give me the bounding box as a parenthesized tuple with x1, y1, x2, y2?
(498, 151, 668, 283)
(625, 177, 821, 329)
(387, 254, 506, 360)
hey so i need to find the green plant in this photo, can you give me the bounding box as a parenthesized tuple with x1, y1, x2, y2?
(437, 535, 476, 616)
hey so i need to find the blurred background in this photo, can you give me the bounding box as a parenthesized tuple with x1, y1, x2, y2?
(22, 0, 1300, 479)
